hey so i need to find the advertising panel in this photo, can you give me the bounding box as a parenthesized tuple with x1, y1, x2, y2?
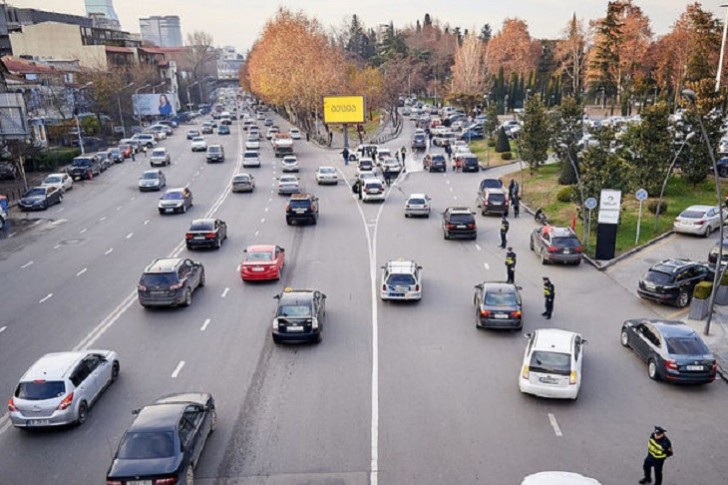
(133, 93, 178, 117)
(323, 95, 365, 124)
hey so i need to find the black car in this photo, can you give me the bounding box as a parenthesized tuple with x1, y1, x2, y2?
(185, 218, 228, 249)
(707, 238, 728, 266)
(286, 193, 319, 225)
(473, 282, 523, 330)
(109, 148, 124, 163)
(620, 319, 717, 383)
(530, 225, 584, 265)
(478, 178, 503, 191)
(411, 133, 427, 150)
(18, 186, 63, 211)
(68, 156, 101, 181)
(272, 288, 327, 343)
(206, 145, 225, 163)
(461, 155, 480, 172)
(218, 125, 231, 135)
(637, 259, 713, 307)
(0, 161, 19, 180)
(106, 393, 216, 485)
(423, 154, 447, 172)
(137, 258, 205, 308)
(443, 207, 477, 240)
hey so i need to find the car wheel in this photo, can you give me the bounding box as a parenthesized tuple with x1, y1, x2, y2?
(620, 329, 630, 348)
(58, 194, 63, 204)
(648, 359, 660, 380)
(183, 288, 192, 307)
(315, 332, 322, 343)
(111, 361, 120, 381)
(677, 288, 690, 308)
(286, 218, 292, 225)
(704, 225, 712, 237)
(185, 466, 194, 484)
(720, 167, 728, 178)
(76, 401, 88, 425)
(529, 239, 534, 251)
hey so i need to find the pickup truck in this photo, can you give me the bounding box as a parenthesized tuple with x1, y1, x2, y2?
(272, 134, 294, 157)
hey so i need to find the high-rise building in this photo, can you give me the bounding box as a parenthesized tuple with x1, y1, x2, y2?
(139, 16, 182, 47)
(84, 0, 119, 21)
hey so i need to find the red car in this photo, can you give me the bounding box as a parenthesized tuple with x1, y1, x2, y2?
(118, 144, 132, 158)
(240, 245, 285, 281)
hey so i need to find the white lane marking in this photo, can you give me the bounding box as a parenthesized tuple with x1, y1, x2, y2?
(548, 413, 563, 437)
(8, 232, 16, 238)
(33, 220, 42, 226)
(268, 198, 272, 202)
(144, 219, 150, 225)
(254, 230, 259, 236)
(264, 207, 269, 212)
(76, 268, 88, 277)
(126, 232, 134, 239)
(260, 218, 265, 223)
(57, 208, 64, 213)
(475, 244, 482, 251)
(453, 196, 458, 200)
(99, 216, 107, 222)
(270, 189, 274, 194)
(201, 318, 211, 331)
(235, 264, 241, 272)
(53, 244, 61, 250)
(105, 248, 114, 255)
(21, 261, 34, 269)
(483, 263, 490, 270)
(446, 179, 450, 184)
(73, 291, 137, 351)
(39, 293, 53, 304)
(0, 326, 6, 334)
(449, 187, 453, 192)
(80, 228, 87, 234)
(116, 205, 122, 211)
(130, 196, 136, 201)
(221, 287, 230, 298)
(171, 360, 186, 378)
(195, 171, 200, 176)
(0, 415, 10, 435)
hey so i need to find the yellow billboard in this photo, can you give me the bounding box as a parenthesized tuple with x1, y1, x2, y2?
(323, 96, 365, 124)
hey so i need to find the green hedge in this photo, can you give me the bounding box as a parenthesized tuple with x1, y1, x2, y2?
(28, 148, 82, 172)
(694, 281, 713, 300)
(556, 186, 575, 203)
(500, 152, 513, 160)
(647, 200, 668, 215)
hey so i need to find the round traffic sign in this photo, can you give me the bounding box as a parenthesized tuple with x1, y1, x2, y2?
(635, 188, 648, 201)
(584, 197, 597, 210)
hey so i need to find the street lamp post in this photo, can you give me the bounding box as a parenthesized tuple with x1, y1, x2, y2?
(654, 131, 695, 232)
(117, 82, 134, 139)
(151, 81, 166, 94)
(682, 89, 723, 335)
(716, 4, 728, 92)
(186, 80, 200, 110)
(74, 82, 93, 154)
(504, 94, 509, 116)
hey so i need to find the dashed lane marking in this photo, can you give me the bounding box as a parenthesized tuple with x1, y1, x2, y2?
(8, 232, 16, 238)
(171, 360, 185, 378)
(39, 293, 53, 304)
(53, 244, 61, 250)
(21, 261, 34, 269)
(548, 413, 563, 437)
(221, 287, 230, 298)
(126, 232, 134, 239)
(483, 263, 490, 270)
(475, 244, 482, 251)
(0, 326, 6, 334)
(99, 217, 106, 222)
(201, 318, 211, 331)
(80, 228, 87, 234)
(76, 268, 87, 277)
(254, 230, 259, 236)
(144, 220, 150, 225)
(260, 218, 265, 223)
(104, 248, 114, 255)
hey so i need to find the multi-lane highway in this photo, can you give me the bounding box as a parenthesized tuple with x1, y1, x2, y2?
(0, 106, 726, 484)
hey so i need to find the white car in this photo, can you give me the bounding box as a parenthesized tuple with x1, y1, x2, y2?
(266, 127, 279, 140)
(277, 175, 300, 195)
(281, 155, 299, 172)
(149, 148, 171, 167)
(673, 205, 726, 237)
(404, 193, 431, 218)
(362, 180, 385, 202)
(381, 157, 402, 174)
(315, 166, 338, 185)
(519, 329, 585, 400)
(190, 137, 207, 152)
(521, 471, 601, 485)
(242, 150, 261, 168)
(41, 173, 73, 193)
(290, 128, 301, 140)
(380, 260, 422, 301)
(245, 135, 260, 150)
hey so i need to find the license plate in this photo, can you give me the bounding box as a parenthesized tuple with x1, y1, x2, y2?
(127, 481, 153, 485)
(389, 293, 403, 297)
(493, 314, 509, 319)
(252, 267, 264, 272)
(457, 225, 466, 228)
(294, 209, 306, 214)
(564, 249, 570, 254)
(27, 419, 50, 426)
(165, 208, 173, 213)
(539, 377, 558, 384)
(686, 365, 704, 371)
(194, 236, 205, 240)
(287, 325, 304, 332)
(151, 291, 166, 296)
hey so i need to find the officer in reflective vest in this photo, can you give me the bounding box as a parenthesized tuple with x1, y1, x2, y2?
(499, 215, 509, 249)
(639, 426, 672, 485)
(505, 248, 516, 284)
(542, 277, 554, 319)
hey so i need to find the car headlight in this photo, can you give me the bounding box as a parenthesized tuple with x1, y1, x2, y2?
(311, 317, 319, 330)
(272, 319, 278, 330)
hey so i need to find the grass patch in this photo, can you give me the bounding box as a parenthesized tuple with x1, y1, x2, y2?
(469, 138, 515, 168)
(517, 163, 728, 257)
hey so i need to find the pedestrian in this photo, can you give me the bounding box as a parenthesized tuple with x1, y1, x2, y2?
(505, 248, 516, 284)
(306, 131, 310, 142)
(499, 215, 509, 248)
(342, 147, 350, 165)
(400, 146, 406, 162)
(640, 426, 673, 485)
(328, 131, 333, 146)
(508, 179, 516, 199)
(142, 145, 147, 157)
(513, 180, 520, 199)
(395, 151, 400, 163)
(131, 149, 136, 162)
(512, 194, 520, 218)
(352, 179, 362, 200)
(542, 277, 555, 319)
(383, 169, 392, 186)
(445, 143, 452, 161)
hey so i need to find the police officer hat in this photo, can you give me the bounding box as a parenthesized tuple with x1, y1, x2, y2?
(654, 426, 666, 434)
(507, 247, 512, 251)
(542, 276, 549, 281)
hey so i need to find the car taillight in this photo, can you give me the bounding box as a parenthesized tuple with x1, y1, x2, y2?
(447, 223, 455, 229)
(521, 365, 529, 379)
(382, 284, 387, 291)
(547, 246, 558, 252)
(569, 371, 577, 385)
(106, 481, 123, 485)
(205, 233, 216, 239)
(415, 285, 420, 291)
(57, 392, 74, 410)
(8, 397, 17, 412)
(711, 360, 718, 372)
(467, 223, 475, 229)
(169, 282, 183, 290)
(185, 233, 194, 240)
(480, 309, 490, 317)
(137, 284, 147, 291)
(575, 245, 584, 252)
(510, 311, 522, 318)
(695, 220, 706, 225)
(665, 359, 679, 371)
(153, 478, 178, 485)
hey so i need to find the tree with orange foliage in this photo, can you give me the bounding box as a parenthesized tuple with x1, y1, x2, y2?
(485, 18, 540, 80)
(555, 14, 586, 100)
(449, 33, 488, 113)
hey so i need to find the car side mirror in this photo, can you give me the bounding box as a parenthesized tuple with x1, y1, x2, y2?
(131, 408, 141, 415)
(273, 295, 280, 300)
(582, 339, 588, 345)
(524, 333, 532, 339)
(516, 286, 523, 290)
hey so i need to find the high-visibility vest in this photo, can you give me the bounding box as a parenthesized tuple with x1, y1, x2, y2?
(505, 253, 515, 266)
(648, 438, 667, 459)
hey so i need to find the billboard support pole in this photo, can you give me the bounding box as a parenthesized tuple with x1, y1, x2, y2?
(343, 124, 349, 149)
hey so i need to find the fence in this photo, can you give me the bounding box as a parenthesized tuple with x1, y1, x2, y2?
(370, 115, 403, 145)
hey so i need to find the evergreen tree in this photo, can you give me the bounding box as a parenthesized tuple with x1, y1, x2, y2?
(550, 96, 584, 185)
(495, 127, 511, 153)
(485, 103, 499, 137)
(480, 24, 492, 43)
(520, 96, 551, 173)
(424, 13, 432, 27)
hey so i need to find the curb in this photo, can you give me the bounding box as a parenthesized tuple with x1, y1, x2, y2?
(684, 317, 728, 383)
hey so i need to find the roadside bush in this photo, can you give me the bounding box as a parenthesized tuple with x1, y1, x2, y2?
(29, 147, 82, 172)
(487, 138, 496, 147)
(500, 152, 512, 161)
(721, 271, 728, 286)
(647, 200, 668, 215)
(694, 281, 713, 300)
(495, 127, 510, 153)
(556, 186, 575, 203)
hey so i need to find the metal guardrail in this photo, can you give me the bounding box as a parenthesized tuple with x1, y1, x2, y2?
(371, 116, 403, 145)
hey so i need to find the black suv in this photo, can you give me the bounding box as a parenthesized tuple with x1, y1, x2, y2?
(443, 207, 477, 240)
(708, 238, 728, 267)
(137, 258, 205, 308)
(423, 154, 447, 172)
(206, 145, 225, 163)
(68, 156, 101, 181)
(272, 288, 327, 343)
(286, 193, 319, 225)
(637, 259, 713, 308)
(411, 133, 427, 150)
(0, 161, 19, 180)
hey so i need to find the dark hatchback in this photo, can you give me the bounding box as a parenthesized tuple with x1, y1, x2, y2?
(424, 154, 447, 172)
(68, 156, 101, 180)
(18, 186, 62, 211)
(106, 392, 216, 485)
(621, 319, 716, 383)
(443, 207, 477, 240)
(285, 194, 319, 225)
(137, 258, 205, 308)
(185, 218, 228, 250)
(411, 133, 427, 150)
(272, 288, 327, 344)
(473, 282, 523, 330)
(637, 259, 713, 308)
(461, 155, 480, 172)
(530, 225, 584, 265)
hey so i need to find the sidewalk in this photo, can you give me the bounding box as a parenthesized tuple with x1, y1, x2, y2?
(685, 310, 728, 383)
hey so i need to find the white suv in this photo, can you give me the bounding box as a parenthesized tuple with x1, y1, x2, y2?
(9, 350, 120, 428)
(380, 260, 422, 301)
(519, 329, 585, 400)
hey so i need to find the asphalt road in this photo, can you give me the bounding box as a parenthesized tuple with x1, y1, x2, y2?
(0, 109, 726, 485)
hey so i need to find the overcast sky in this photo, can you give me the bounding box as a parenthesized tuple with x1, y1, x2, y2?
(8, 1, 727, 54)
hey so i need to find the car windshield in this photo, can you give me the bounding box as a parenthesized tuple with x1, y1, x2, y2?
(142, 172, 159, 180)
(233, 175, 250, 182)
(189, 221, 213, 231)
(244, 153, 257, 158)
(529, 351, 571, 376)
(246, 251, 273, 262)
(280, 177, 297, 183)
(277, 304, 312, 317)
(449, 214, 473, 224)
(480, 179, 503, 189)
(44, 176, 61, 183)
(386, 274, 416, 286)
(487, 193, 506, 203)
(25, 188, 45, 197)
(162, 192, 183, 200)
(665, 336, 709, 355)
(152, 150, 165, 157)
(679, 210, 706, 219)
(193, 137, 204, 142)
(319, 168, 335, 174)
(72, 159, 91, 167)
(15, 380, 65, 400)
(552, 237, 581, 248)
(117, 431, 175, 459)
(408, 198, 426, 205)
(644, 270, 673, 285)
(289, 200, 311, 208)
(208, 147, 221, 153)
(484, 291, 518, 306)
(141, 273, 178, 286)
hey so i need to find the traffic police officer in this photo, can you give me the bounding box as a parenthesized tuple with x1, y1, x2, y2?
(499, 215, 509, 248)
(640, 426, 673, 485)
(505, 247, 516, 284)
(542, 277, 554, 319)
